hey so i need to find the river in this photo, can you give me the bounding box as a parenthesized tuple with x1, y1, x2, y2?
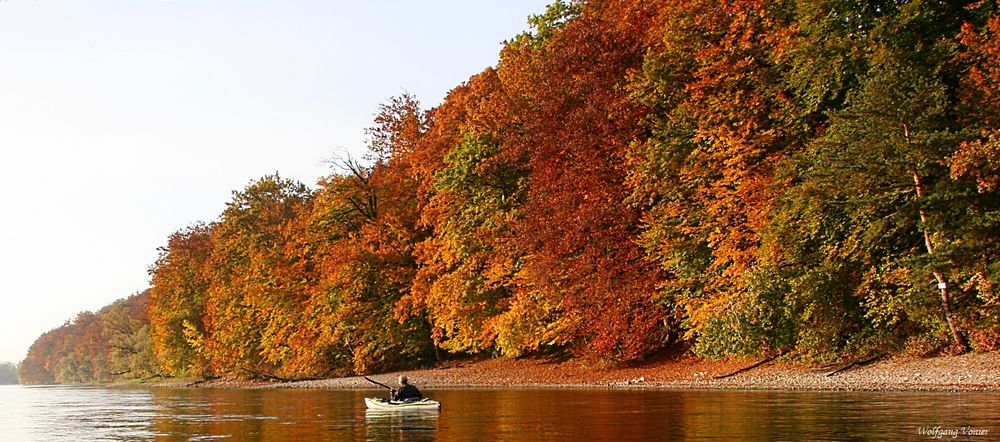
(0, 385, 997, 440)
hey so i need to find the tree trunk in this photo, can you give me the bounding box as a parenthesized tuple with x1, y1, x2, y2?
(902, 123, 967, 351)
(911, 167, 968, 352)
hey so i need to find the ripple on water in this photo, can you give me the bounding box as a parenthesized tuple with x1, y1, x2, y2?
(3, 385, 999, 441)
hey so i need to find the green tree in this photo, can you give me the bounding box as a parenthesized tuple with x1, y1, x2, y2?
(412, 131, 527, 353)
(775, 0, 982, 353)
(104, 293, 160, 379)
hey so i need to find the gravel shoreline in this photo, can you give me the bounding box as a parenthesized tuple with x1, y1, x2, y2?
(156, 351, 1000, 392)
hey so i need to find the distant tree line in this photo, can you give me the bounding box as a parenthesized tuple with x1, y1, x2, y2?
(18, 292, 158, 384)
(20, 0, 1000, 384)
(0, 362, 18, 384)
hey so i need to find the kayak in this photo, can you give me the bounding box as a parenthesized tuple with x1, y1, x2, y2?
(364, 397, 441, 411)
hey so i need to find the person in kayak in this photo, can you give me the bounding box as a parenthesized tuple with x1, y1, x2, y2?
(391, 375, 422, 402)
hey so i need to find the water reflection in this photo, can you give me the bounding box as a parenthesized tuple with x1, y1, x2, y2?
(364, 409, 439, 441)
(0, 385, 997, 441)
(149, 388, 358, 441)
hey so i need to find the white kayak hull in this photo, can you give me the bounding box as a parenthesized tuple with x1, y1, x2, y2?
(365, 397, 441, 411)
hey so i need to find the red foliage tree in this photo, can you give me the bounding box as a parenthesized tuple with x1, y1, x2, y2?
(502, 0, 672, 360)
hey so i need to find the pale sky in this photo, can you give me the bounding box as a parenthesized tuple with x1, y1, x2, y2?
(0, 0, 550, 364)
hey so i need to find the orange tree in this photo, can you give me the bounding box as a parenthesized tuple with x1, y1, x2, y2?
(148, 223, 214, 376)
(401, 67, 529, 354)
(200, 174, 312, 378)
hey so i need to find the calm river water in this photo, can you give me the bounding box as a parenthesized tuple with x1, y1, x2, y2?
(0, 385, 997, 440)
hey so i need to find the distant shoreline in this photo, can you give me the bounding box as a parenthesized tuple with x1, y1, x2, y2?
(147, 351, 1000, 393)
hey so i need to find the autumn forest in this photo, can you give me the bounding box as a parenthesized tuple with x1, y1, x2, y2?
(19, 0, 1000, 384)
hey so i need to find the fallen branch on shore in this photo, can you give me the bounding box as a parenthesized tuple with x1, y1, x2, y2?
(826, 353, 885, 377)
(714, 351, 787, 380)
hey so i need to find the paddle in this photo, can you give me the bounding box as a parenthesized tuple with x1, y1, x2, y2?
(363, 376, 397, 401)
(363, 376, 393, 390)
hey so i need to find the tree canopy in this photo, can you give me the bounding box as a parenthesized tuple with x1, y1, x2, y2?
(21, 0, 1000, 383)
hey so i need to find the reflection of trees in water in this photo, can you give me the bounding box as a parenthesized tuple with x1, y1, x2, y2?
(144, 387, 444, 440)
(7, 387, 1000, 440)
(149, 387, 352, 440)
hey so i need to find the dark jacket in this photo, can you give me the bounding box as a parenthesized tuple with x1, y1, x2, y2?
(393, 384, 422, 401)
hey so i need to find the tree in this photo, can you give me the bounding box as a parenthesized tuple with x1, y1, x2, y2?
(401, 68, 529, 354)
(309, 97, 436, 374)
(775, 0, 984, 354)
(148, 223, 214, 377)
(200, 174, 313, 378)
(625, 0, 800, 357)
(17, 291, 162, 384)
(947, 6, 1000, 349)
(501, 0, 672, 361)
(104, 292, 160, 379)
(0, 362, 18, 384)
(18, 328, 58, 384)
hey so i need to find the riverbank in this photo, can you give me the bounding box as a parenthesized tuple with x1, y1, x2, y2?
(162, 351, 1000, 392)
